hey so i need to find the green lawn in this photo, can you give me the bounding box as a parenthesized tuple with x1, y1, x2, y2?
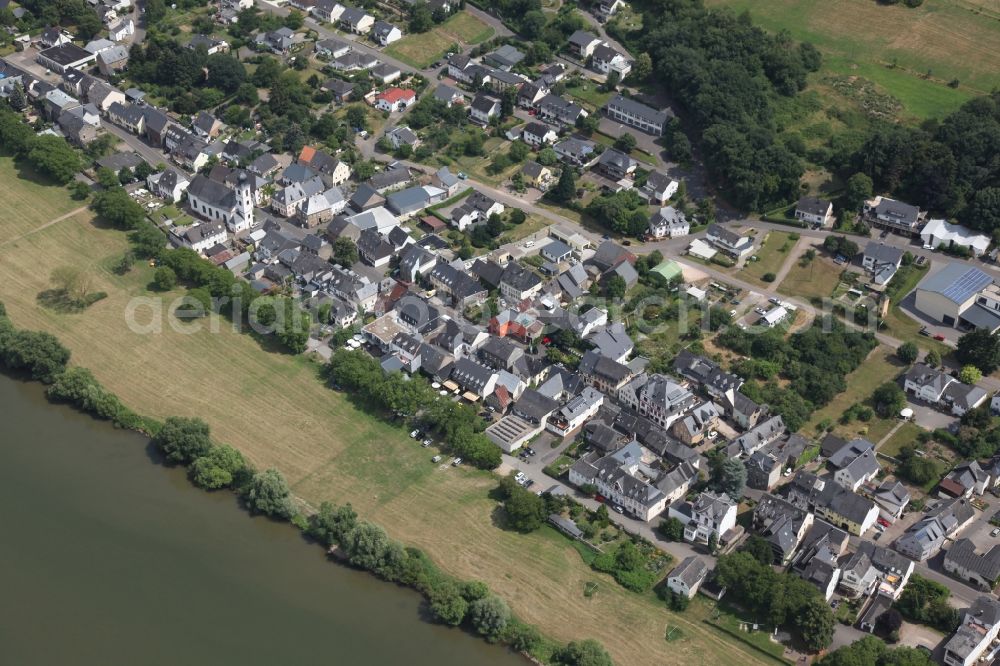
(777, 251, 844, 301)
(564, 81, 613, 111)
(0, 156, 83, 238)
(703, 0, 999, 119)
(741, 232, 796, 283)
(385, 11, 495, 68)
(878, 421, 923, 458)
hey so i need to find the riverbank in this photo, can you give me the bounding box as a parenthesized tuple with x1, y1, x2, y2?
(0, 158, 778, 666)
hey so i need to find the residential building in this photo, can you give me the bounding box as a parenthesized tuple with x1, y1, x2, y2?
(794, 196, 834, 227)
(745, 450, 781, 491)
(96, 44, 129, 75)
(670, 400, 720, 446)
(944, 539, 1000, 591)
(597, 148, 636, 180)
(792, 521, 849, 601)
(705, 223, 754, 259)
(578, 349, 634, 394)
(567, 30, 603, 59)
(536, 94, 587, 127)
(873, 480, 911, 519)
(428, 263, 488, 308)
(484, 44, 524, 71)
(752, 494, 814, 564)
(375, 87, 416, 112)
(147, 168, 190, 202)
(839, 541, 914, 600)
(603, 94, 669, 135)
(673, 350, 742, 399)
(176, 222, 227, 253)
(553, 137, 597, 167)
(371, 21, 402, 46)
(339, 6, 375, 34)
(730, 414, 785, 457)
(648, 206, 689, 239)
(813, 483, 879, 536)
(313, 0, 347, 22)
(617, 373, 697, 429)
(861, 242, 904, 286)
(451, 190, 503, 231)
(547, 387, 604, 436)
(896, 497, 975, 561)
(831, 444, 881, 491)
(521, 161, 553, 190)
(904, 362, 987, 415)
(371, 62, 402, 84)
(943, 596, 1000, 666)
(665, 556, 708, 599)
(683, 491, 737, 545)
(499, 262, 543, 302)
(863, 195, 925, 235)
(315, 37, 350, 58)
(521, 121, 558, 148)
(469, 93, 501, 125)
(591, 44, 631, 79)
(640, 172, 678, 206)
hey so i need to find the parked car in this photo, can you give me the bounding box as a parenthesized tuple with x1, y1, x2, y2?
(431, 455, 442, 463)
(877, 517, 890, 528)
(991, 527, 1000, 537)
(452, 457, 462, 466)
(525, 479, 535, 489)
(613, 505, 624, 514)
(409, 429, 420, 438)
(422, 438, 433, 447)
(919, 326, 930, 337)
(933, 334, 946, 341)
(526, 447, 536, 456)
(515, 471, 526, 484)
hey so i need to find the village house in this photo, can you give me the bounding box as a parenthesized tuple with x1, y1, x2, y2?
(375, 87, 416, 112)
(648, 206, 689, 239)
(665, 556, 708, 599)
(603, 94, 669, 135)
(794, 196, 833, 227)
(944, 539, 1000, 591)
(640, 172, 679, 206)
(863, 195, 925, 236)
(371, 21, 402, 46)
(943, 596, 1000, 666)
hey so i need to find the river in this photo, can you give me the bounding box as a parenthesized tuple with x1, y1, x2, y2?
(0, 374, 523, 666)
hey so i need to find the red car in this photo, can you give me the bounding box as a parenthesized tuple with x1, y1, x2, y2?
(933, 334, 946, 341)
(877, 517, 891, 528)
(542, 337, 551, 345)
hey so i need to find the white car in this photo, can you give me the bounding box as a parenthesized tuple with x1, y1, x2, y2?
(515, 472, 526, 484)
(409, 429, 419, 438)
(452, 457, 462, 466)
(432, 455, 443, 463)
(524, 240, 534, 248)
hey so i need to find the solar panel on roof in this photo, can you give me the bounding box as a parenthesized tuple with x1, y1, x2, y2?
(941, 268, 993, 304)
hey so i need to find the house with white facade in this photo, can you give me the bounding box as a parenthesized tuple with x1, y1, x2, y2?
(648, 206, 689, 239)
(683, 491, 737, 545)
(943, 596, 1000, 666)
(186, 172, 255, 232)
(665, 556, 708, 599)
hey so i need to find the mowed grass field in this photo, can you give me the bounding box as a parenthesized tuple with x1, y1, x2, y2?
(740, 231, 796, 284)
(703, 0, 1000, 118)
(386, 10, 494, 68)
(777, 248, 844, 301)
(0, 162, 780, 666)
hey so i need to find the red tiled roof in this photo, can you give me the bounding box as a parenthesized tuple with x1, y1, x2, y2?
(377, 87, 415, 103)
(298, 145, 316, 164)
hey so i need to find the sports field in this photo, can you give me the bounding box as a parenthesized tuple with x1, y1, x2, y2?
(704, 0, 1000, 118)
(0, 159, 781, 666)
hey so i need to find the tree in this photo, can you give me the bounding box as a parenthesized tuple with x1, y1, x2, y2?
(798, 597, 836, 652)
(631, 53, 652, 81)
(897, 341, 918, 365)
(0, 329, 71, 383)
(283, 9, 305, 29)
(501, 476, 546, 532)
(604, 274, 626, 299)
(189, 444, 249, 490)
(614, 133, 636, 153)
(7, 83, 26, 111)
(594, 503, 610, 527)
(68, 180, 91, 200)
(741, 535, 774, 564)
(924, 349, 941, 367)
(91, 187, 145, 229)
(27, 135, 82, 184)
(875, 608, 903, 639)
(115, 251, 135, 275)
(553, 639, 613, 666)
(49, 266, 93, 306)
(308, 501, 358, 547)
(842, 172, 874, 213)
(409, 2, 434, 33)
(710, 457, 746, 499)
(153, 266, 177, 291)
(658, 516, 685, 541)
(333, 237, 359, 266)
(509, 209, 526, 224)
(243, 468, 296, 519)
(957, 328, 1000, 373)
(960, 364, 983, 384)
(871, 381, 906, 418)
(153, 416, 213, 464)
(429, 581, 468, 626)
(206, 54, 247, 93)
(468, 595, 510, 641)
(550, 167, 576, 203)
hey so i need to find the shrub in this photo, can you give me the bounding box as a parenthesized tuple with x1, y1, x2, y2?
(762, 272, 776, 282)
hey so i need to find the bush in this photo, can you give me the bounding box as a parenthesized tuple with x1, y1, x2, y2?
(153, 416, 213, 464)
(242, 468, 297, 519)
(189, 444, 251, 490)
(46, 366, 139, 427)
(0, 325, 71, 384)
(762, 272, 776, 282)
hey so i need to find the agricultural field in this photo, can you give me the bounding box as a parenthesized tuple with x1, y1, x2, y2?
(385, 10, 495, 68)
(704, 0, 1000, 119)
(0, 160, 778, 666)
(0, 157, 86, 238)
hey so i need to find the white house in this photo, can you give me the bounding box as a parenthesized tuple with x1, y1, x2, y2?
(521, 121, 557, 148)
(179, 221, 227, 253)
(705, 223, 754, 259)
(374, 87, 416, 112)
(640, 172, 678, 205)
(794, 196, 834, 227)
(147, 168, 190, 202)
(108, 17, 134, 42)
(682, 491, 737, 545)
(591, 44, 631, 79)
(470, 93, 501, 125)
(371, 21, 402, 46)
(665, 556, 708, 599)
(761, 306, 788, 328)
(648, 206, 689, 239)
